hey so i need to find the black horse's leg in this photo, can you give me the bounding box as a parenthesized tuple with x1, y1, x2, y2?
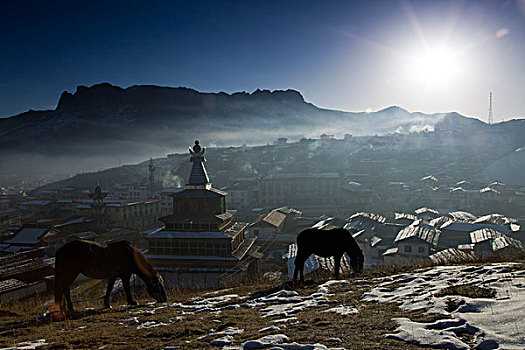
(104, 276, 116, 308)
(293, 260, 301, 284)
(122, 274, 137, 306)
(334, 253, 343, 279)
(293, 252, 307, 285)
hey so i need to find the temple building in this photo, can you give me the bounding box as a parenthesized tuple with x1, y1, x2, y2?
(145, 141, 261, 288)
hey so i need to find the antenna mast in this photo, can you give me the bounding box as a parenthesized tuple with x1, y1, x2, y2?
(488, 92, 493, 125)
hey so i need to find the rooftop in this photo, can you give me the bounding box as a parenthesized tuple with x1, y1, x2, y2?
(394, 222, 440, 246)
(3, 227, 51, 245)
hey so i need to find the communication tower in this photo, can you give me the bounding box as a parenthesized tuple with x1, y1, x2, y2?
(488, 92, 493, 125)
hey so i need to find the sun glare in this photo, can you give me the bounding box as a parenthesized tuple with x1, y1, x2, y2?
(411, 48, 459, 86)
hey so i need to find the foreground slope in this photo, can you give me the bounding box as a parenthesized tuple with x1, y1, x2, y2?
(1, 262, 523, 349)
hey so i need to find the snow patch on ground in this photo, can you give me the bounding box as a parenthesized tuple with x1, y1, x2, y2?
(0, 339, 47, 350)
(362, 263, 525, 349)
(258, 325, 281, 333)
(322, 305, 358, 316)
(136, 320, 169, 329)
(245, 280, 347, 319)
(196, 326, 244, 342)
(237, 334, 345, 349)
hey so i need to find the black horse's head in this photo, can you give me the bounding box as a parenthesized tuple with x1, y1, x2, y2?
(339, 227, 364, 274)
(146, 273, 167, 303)
(351, 249, 364, 274)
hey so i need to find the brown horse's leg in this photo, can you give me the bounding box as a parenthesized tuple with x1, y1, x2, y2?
(121, 274, 137, 306)
(104, 277, 116, 308)
(55, 268, 78, 312)
(65, 289, 73, 311)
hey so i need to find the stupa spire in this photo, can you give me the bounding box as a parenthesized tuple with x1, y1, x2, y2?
(186, 140, 211, 189)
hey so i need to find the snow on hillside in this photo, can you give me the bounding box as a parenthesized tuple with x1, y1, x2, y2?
(479, 148, 525, 186)
(363, 263, 525, 349)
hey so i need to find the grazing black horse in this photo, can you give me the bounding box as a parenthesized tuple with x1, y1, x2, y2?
(55, 240, 167, 311)
(293, 227, 364, 284)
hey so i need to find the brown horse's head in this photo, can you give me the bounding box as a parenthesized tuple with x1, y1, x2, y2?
(145, 273, 167, 303)
(133, 247, 167, 303)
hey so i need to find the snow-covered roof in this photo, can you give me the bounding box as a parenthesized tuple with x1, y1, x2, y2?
(491, 236, 525, 252)
(470, 228, 503, 244)
(383, 247, 398, 256)
(447, 211, 477, 222)
(348, 212, 386, 223)
(414, 207, 439, 215)
(429, 248, 476, 264)
(394, 223, 440, 246)
(480, 187, 500, 195)
(473, 214, 517, 226)
(420, 175, 438, 182)
(429, 216, 453, 228)
(394, 212, 418, 222)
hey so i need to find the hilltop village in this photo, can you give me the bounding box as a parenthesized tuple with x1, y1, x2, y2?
(1, 136, 524, 301)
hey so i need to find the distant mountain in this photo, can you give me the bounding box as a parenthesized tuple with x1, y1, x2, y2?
(0, 83, 522, 177)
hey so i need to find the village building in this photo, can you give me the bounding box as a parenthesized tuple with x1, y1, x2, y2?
(383, 221, 440, 265)
(17, 200, 57, 218)
(469, 228, 525, 257)
(145, 141, 261, 288)
(438, 221, 513, 248)
(1, 224, 59, 254)
(72, 186, 162, 232)
(257, 172, 343, 215)
(341, 181, 378, 212)
(248, 207, 304, 243)
(0, 211, 22, 236)
(222, 183, 255, 210)
(158, 188, 184, 216)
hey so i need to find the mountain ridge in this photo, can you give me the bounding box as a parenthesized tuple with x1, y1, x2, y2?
(0, 83, 521, 177)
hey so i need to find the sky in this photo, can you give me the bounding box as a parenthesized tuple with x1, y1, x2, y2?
(1, 0, 524, 122)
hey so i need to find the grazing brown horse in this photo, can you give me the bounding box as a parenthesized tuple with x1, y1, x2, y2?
(54, 240, 167, 311)
(293, 227, 364, 284)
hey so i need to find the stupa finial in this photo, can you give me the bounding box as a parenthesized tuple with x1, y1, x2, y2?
(189, 140, 205, 158)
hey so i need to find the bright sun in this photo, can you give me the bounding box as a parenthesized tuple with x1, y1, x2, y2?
(411, 48, 459, 86)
